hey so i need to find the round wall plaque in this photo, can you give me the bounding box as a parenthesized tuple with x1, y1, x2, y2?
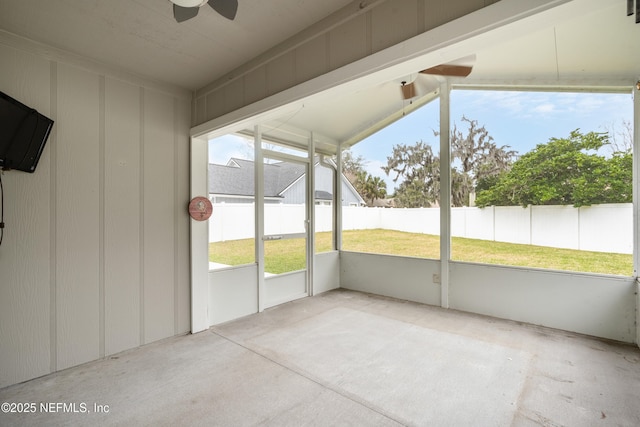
(188, 196, 213, 221)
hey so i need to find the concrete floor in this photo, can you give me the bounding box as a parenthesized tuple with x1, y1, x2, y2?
(1, 289, 640, 426)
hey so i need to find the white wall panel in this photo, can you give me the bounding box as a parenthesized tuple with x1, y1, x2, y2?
(104, 78, 141, 355)
(329, 14, 369, 71)
(223, 78, 245, 114)
(206, 89, 225, 122)
(267, 51, 295, 96)
(449, 262, 636, 343)
(243, 68, 267, 106)
(0, 34, 191, 389)
(372, 0, 419, 53)
(423, 0, 485, 30)
(195, 95, 207, 126)
(340, 252, 441, 305)
(143, 90, 176, 344)
(295, 36, 328, 84)
(264, 271, 307, 308)
(55, 63, 101, 370)
(209, 265, 258, 325)
(194, 0, 494, 126)
(314, 251, 340, 294)
(0, 44, 52, 387)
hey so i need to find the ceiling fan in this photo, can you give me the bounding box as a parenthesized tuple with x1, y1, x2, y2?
(170, 0, 238, 23)
(400, 56, 475, 100)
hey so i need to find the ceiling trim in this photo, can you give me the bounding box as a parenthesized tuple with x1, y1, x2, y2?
(237, 123, 338, 156)
(454, 80, 634, 93)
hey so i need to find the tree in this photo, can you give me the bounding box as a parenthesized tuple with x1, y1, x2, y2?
(383, 118, 515, 207)
(341, 149, 388, 206)
(603, 119, 633, 154)
(447, 116, 517, 206)
(382, 141, 440, 207)
(341, 149, 367, 187)
(357, 172, 387, 206)
(475, 130, 632, 208)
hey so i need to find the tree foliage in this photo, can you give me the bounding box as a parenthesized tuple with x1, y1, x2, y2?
(475, 130, 632, 208)
(341, 149, 366, 186)
(357, 171, 387, 206)
(341, 149, 387, 206)
(383, 141, 440, 207)
(383, 117, 515, 207)
(603, 119, 633, 155)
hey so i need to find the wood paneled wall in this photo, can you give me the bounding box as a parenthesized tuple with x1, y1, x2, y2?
(0, 37, 191, 388)
(193, 0, 500, 125)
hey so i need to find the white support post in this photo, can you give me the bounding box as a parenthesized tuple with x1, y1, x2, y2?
(439, 81, 451, 309)
(632, 80, 640, 347)
(336, 143, 343, 251)
(255, 126, 265, 312)
(190, 136, 209, 333)
(634, 82, 640, 277)
(308, 132, 315, 296)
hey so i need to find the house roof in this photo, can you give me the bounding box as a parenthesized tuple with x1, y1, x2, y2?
(209, 158, 307, 198)
(209, 157, 364, 203)
(315, 190, 333, 200)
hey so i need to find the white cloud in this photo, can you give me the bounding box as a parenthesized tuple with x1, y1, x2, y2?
(209, 134, 253, 164)
(532, 103, 555, 114)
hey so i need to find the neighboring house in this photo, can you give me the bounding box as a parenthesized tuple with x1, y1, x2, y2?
(209, 157, 365, 206)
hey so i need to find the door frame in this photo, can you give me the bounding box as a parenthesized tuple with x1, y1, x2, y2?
(255, 127, 316, 311)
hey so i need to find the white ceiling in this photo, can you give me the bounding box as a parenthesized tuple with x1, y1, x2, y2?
(0, 0, 353, 90)
(1, 0, 639, 151)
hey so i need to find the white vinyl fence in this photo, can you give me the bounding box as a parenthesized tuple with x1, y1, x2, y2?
(209, 203, 632, 254)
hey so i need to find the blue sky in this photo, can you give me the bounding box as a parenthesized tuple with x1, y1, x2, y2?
(353, 90, 634, 191)
(210, 90, 634, 192)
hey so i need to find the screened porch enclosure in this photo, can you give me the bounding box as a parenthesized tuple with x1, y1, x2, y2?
(198, 86, 637, 346)
(190, 0, 640, 348)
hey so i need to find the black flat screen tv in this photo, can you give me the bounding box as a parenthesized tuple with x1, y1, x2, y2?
(0, 91, 54, 173)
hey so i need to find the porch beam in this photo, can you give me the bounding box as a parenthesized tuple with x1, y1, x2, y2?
(255, 125, 266, 312)
(455, 80, 634, 93)
(633, 79, 640, 346)
(308, 131, 315, 296)
(336, 143, 344, 251)
(439, 81, 451, 309)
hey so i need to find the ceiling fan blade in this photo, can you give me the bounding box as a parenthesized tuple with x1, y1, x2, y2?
(208, 0, 238, 20)
(173, 4, 200, 22)
(420, 64, 473, 77)
(400, 82, 416, 100)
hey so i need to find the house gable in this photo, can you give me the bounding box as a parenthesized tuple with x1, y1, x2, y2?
(209, 158, 364, 205)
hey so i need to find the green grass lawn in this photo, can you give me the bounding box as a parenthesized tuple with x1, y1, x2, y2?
(209, 229, 632, 276)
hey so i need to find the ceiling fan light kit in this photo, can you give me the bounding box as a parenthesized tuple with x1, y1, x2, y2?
(400, 81, 416, 99)
(172, 0, 207, 7)
(171, 0, 238, 23)
(399, 57, 475, 100)
(627, 0, 640, 23)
